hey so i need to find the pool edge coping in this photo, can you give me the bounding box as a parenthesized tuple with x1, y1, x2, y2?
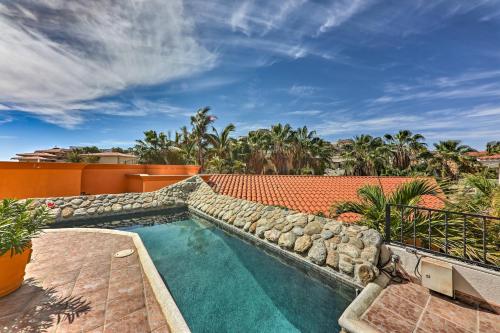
(42, 228, 191, 333)
(188, 206, 365, 290)
(338, 273, 390, 333)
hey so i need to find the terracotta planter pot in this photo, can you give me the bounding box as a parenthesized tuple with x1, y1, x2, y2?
(0, 244, 32, 297)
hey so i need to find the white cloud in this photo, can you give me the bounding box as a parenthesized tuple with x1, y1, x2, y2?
(287, 110, 323, 116)
(313, 104, 500, 146)
(372, 70, 500, 105)
(288, 85, 320, 97)
(464, 105, 500, 117)
(0, 0, 215, 127)
(318, 0, 373, 34)
(0, 115, 13, 125)
(229, 0, 306, 36)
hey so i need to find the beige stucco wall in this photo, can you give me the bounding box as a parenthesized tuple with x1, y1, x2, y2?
(387, 245, 500, 306)
(97, 156, 137, 164)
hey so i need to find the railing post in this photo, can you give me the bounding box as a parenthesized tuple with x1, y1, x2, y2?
(444, 212, 448, 255)
(482, 217, 487, 264)
(385, 204, 391, 243)
(428, 209, 432, 250)
(463, 215, 467, 258)
(413, 207, 417, 248)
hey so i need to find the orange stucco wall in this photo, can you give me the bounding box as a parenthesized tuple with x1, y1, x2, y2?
(0, 162, 200, 199)
(144, 165, 200, 175)
(81, 164, 145, 195)
(0, 162, 84, 199)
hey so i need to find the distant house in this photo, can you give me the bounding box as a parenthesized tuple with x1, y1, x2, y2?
(80, 152, 138, 164)
(10, 147, 138, 164)
(468, 151, 500, 184)
(11, 147, 72, 162)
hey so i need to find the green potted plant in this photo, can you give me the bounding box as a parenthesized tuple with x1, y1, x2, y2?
(0, 199, 51, 297)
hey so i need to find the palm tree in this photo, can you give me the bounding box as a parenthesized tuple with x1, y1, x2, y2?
(268, 123, 293, 174)
(291, 126, 316, 172)
(429, 140, 477, 179)
(450, 174, 500, 216)
(334, 179, 499, 265)
(65, 150, 83, 163)
(206, 123, 235, 161)
(486, 141, 500, 154)
(341, 135, 388, 176)
(206, 156, 227, 173)
(190, 107, 216, 169)
(332, 179, 439, 233)
(246, 130, 269, 174)
(134, 130, 173, 164)
(384, 130, 427, 171)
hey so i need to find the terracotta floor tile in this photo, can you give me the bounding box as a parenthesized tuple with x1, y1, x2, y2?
(109, 265, 142, 285)
(151, 325, 170, 333)
(362, 301, 416, 333)
(72, 276, 109, 296)
(50, 260, 87, 275)
(0, 314, 22, 333)
(107, 281, 143, 302)
(72, 287, 109, 307)
(416, 310, 473, 333)
(110, 254, 140, 271)
(427, 295, 478, 332)
(83, 254, 112, 268)
(43, 269, 80, 289)
(6, 289, 83, 333)
(377, 289, 424, 324)
(385, 282, 430, 308)
(105, 296, 146, 324)
(79, 264, 111, 280)
(103, 308, 150, 333)
(83, 326, 104, 333)
(2, 232, 168, 333)
(144, 283, 168, 331)
(478, 308, 500, 333)
(45, 281, 76, 300)
(0, 309, 60, 333)
(25, 263, 55, 281)
(57, 301, 105, 333)
(0, 285, 41, 318)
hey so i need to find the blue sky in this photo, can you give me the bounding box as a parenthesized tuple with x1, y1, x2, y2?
(1, 0, 500, 160)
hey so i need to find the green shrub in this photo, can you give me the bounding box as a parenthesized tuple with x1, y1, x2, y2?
(0, 199, 52, 256)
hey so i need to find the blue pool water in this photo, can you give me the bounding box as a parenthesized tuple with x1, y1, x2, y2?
(132, 218, 355, 333)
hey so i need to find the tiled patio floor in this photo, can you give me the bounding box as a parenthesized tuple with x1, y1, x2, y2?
(362, 281, 499, 333)
(0, 230, 170, 333)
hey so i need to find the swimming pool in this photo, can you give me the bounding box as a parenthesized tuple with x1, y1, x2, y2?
(130, 217, 355, 333)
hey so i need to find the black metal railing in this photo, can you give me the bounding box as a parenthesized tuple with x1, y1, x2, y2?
(385, 204, 499, 271)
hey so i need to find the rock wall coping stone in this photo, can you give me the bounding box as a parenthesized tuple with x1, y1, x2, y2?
(36, 176, 204, 222)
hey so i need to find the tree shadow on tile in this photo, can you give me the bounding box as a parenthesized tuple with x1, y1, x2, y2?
(1, 278, 92, 333)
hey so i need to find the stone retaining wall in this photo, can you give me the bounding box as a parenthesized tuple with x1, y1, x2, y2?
(187, 180, 381, 286)
(37, 176, 203, 222)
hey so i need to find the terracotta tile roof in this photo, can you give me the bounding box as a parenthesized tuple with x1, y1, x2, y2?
(466, 151, 500, 161)
(16, 152, 57, 158)
(477, 154, 500, 161)
(466, 151, 487, 157)
(80, 152, 137, 158)
(205, 175, 444, 222)
(11, 156, 56, 161)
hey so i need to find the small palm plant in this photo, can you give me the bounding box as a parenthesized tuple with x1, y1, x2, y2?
(331, 179, 439, 233)
(0, 199, 51, 256)
(331, 179, 499, 266)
